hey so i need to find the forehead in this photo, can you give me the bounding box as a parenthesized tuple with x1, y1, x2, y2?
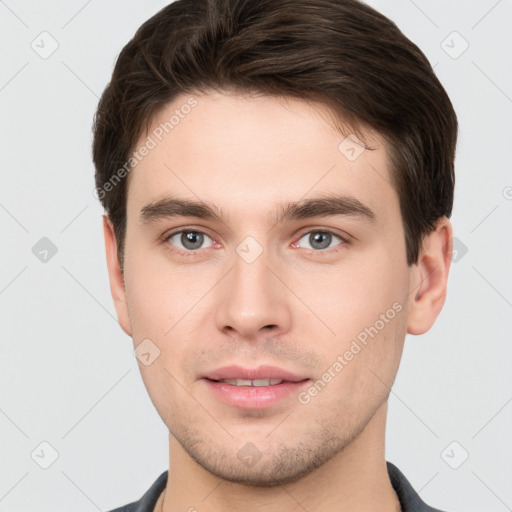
(125, 90, 397, 224)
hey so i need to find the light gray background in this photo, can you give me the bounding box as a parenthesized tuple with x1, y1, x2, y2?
(1, 1, 511, 511)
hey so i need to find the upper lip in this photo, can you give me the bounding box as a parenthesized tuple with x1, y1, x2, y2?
(202, 365, 309, 382)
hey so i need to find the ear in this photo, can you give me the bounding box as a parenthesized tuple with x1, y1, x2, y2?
(407, 217, 453, 335)
(103, 215, 132, 337)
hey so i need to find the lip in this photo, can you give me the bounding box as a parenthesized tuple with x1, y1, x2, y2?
(201, 365, 308, 382)
(200, 365, 310, 410)
(202, 378, 311, 409)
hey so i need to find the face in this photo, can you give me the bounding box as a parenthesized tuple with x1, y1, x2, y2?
(105, 90, 435, 486)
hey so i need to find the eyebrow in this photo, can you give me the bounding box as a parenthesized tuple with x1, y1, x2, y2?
(139, 194, 376, 225)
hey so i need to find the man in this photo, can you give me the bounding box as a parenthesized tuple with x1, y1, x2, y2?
(92, 0, 457, 510)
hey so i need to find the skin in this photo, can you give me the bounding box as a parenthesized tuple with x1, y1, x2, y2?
(103, 89, 452, 512)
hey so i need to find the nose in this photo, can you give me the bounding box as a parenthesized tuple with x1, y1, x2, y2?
(214, 242, 292, 341)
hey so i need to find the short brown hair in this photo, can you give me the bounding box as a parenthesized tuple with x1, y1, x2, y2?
(92, 0, 458, 270)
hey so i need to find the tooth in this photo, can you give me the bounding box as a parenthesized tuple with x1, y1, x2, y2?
(252, 378, 270, 386)
(217, 378, 285, 386)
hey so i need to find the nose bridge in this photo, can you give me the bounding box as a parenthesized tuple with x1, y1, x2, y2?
(215, 234, 290, 337)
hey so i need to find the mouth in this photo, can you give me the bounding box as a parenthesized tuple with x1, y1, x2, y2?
(201, 364, 309, 383)
(204, 377, 304, 387)
(200, 365, 311, 409)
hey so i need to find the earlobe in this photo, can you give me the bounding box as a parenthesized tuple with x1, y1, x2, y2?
(103, 215, 133, 337)
(406, 217, 453, 335)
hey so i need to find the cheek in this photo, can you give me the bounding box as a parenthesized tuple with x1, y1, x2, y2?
(307, 267, 408, 413)
(296, 250, 408, 335)
(294, 244, 409, 391)
(123, 239, 196, 336)
(122, 243, 215, 389)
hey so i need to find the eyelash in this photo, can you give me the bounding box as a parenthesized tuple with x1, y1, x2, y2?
(161, 227, 350, 258)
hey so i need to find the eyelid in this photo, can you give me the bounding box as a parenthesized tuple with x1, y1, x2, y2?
(294, 226, 352, 244)
(161, 225, 215, 241)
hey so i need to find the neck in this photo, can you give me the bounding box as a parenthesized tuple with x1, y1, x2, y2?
(160, 401, 400, 512)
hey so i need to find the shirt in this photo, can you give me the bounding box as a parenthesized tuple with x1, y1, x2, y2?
(109, 461, 448, 512)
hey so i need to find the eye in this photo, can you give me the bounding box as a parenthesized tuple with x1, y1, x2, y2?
(164, 230, 215, 254)
(294, 230, 346, 252)
(162, 228, 348, 257)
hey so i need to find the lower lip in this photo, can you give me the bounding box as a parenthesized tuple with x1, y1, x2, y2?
(202, 379, 311, 409)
